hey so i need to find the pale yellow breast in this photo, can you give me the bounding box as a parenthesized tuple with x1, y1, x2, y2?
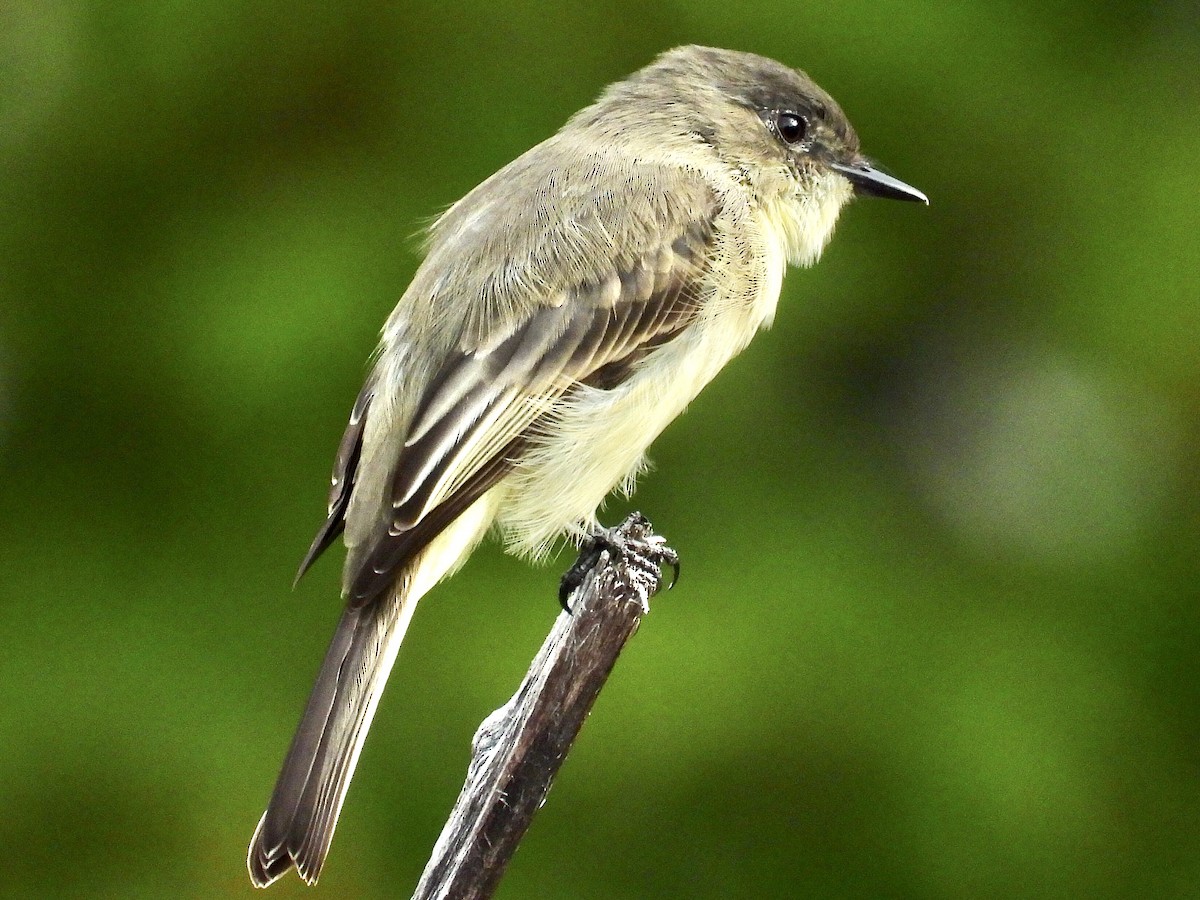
(491, 171, 852, 558)
(491, 209, 774, 555)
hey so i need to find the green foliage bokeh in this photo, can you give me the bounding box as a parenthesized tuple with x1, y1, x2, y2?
(2, 2, 1198, 897)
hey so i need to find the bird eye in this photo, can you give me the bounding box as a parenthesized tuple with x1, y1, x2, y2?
(774, 111, 808, 145)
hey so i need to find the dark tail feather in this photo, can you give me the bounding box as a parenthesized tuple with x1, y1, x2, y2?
(248, 587, 417, 887)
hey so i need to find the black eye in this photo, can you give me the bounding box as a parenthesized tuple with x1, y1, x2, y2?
(774, 111, 808, 144)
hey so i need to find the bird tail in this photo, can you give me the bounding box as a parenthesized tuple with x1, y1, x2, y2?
(247, 499, 496, 887)
(247, 584, 419, 887)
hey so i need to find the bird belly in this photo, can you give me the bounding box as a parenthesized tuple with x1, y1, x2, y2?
(494, 219, 788, 558)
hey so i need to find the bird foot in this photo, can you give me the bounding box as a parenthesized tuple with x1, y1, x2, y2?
(558, 512, 679, 613)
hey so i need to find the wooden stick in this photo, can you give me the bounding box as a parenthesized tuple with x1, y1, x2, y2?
(411, 513, 675, 900)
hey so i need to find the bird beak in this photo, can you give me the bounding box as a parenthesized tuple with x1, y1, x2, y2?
(829, 159, 928, 204)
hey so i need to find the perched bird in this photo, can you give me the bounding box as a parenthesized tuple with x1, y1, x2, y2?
(248, 44, 927, 887)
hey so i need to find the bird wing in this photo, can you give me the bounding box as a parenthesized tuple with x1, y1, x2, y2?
(297, 211, 717, 608)
(353, 212, 714, 607)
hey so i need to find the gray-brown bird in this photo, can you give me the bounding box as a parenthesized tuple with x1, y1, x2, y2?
(248, 44, 926, 887)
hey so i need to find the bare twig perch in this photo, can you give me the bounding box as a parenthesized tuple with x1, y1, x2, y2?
(411, 512, 676, 900)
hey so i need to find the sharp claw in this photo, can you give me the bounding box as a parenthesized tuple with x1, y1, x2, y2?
(558, 538, 602, 615)
(667, 558, 680, 590)
(558, 581, 574, 614)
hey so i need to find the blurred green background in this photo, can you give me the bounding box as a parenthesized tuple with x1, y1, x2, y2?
(3, 1, 1198, 897)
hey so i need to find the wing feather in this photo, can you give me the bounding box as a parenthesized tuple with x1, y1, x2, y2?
(343, 221, 715, 605)
(300, 208, 718, 607)
(294, 379, 376, 583)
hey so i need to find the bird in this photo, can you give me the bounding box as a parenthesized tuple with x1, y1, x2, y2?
(247, 44, 927, 887)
